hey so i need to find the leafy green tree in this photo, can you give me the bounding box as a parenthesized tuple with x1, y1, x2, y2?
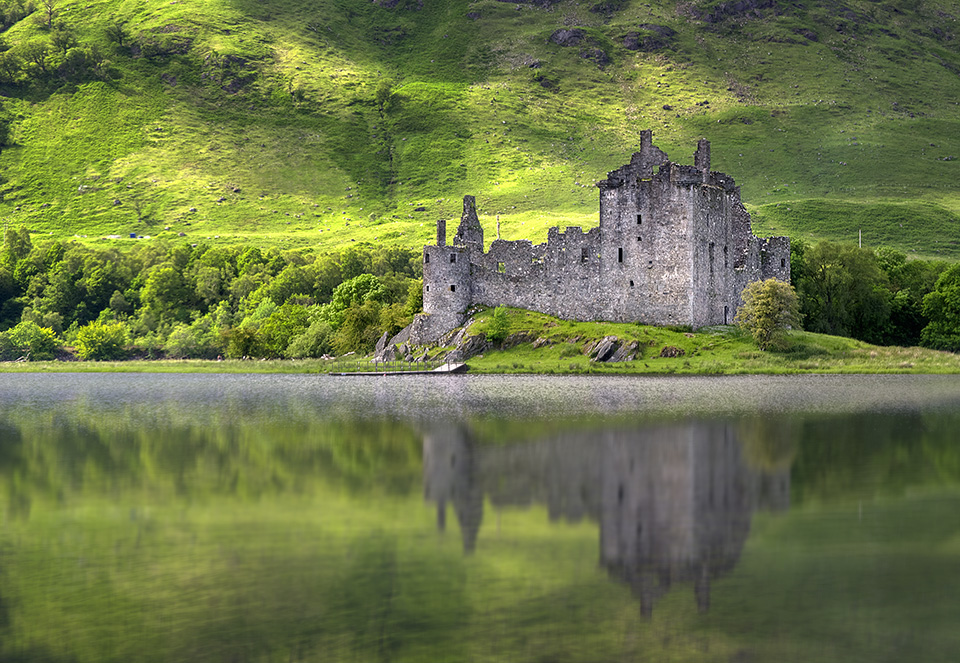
(876, 248, 945, 347)
(258, 303, 309, 357)
(105, 20, 127, 47)
(1, 320, 60, 359)
(331, 273, 384, 311)
(20, 306, 63, 335)
(39, 0, 57, 29)
(332, 300, 383, 355)
(404, 279, 423, 316)
(795, 242, 891, 343)
(375, 78, 394, 118)
(920, 264, 960, 351)
(1, 225, 31, 269)
(286, 320, 334, 358)
(735, 278, 802, 350)
(140, 263, 192, 323)
(74, 320, 128, 360)
(252, 264, 314, 306)
(225, 326, 262, 358)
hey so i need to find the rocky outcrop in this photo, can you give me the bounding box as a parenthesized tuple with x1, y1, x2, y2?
(680, 0, 778, 23)
(623, 24, 676, 51)
(549, 28, 586, 47)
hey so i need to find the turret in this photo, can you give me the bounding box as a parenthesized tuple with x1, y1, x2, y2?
(453, 195, 484, 252)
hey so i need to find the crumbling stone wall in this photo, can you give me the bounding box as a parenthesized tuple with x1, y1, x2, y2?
(418, 131, 790, 340)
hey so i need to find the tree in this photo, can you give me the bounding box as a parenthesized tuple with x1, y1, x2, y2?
(1, 320, 60, 359)
(795, 242, 891, 343)
(258, 302, 309, 357)
(140, 263, 192, 323)
(1, 225, 31, 269)
(74, 320, 128, 360)
(40, 0, 57, 29)
(105, 20, 127, 47)
(735, 278, 802, 350)
(920, 264, 960, 351)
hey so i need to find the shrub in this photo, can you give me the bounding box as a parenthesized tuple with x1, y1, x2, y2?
(286, 320, 334, 358)
(75, 320, 128, 360)
(226, 326, 263, 358)
(486, 306, 510, 343)
(1, 320, 60, 359)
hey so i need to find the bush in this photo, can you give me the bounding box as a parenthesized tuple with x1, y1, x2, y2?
(75, 320, 128, 360)
(1, 320, 60, 359)
(226, 326, 263, 358)
(486, 306, 510, 343)
(286, 320, 334, 358)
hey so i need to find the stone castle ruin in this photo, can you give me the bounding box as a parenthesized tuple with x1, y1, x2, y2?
(415, 130, 790, 341)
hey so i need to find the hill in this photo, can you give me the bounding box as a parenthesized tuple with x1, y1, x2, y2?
(0, 0, 959, 257)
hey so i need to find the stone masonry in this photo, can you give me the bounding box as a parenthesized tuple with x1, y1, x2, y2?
(415, 130, 790, 342)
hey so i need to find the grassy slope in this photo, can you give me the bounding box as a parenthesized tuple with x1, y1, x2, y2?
(3, 307, 960, 372)
(0, 0, 959, 257)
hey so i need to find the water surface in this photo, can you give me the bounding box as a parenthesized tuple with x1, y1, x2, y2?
(1, 374, 958, 662)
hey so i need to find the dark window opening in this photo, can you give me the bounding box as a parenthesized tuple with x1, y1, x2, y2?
(637, 236, 642, 242)
(497, 262, 506, 274)
(449, 285, 456, 292)
(724, 305, 729, 325)
(781, 258, 786, 269)
(629, 280, 634, 287)
(425, 252, 430, 263)
(425, 285, 430, 292)
(709, 243, 715, 275)
(618, 247, 623, 263)
(637, 214, 642, 225)
(449, 254, 456, 264)
(724, 245, 728, 268)
(648, 260, 653, 269)
(581, 247, 588, 263)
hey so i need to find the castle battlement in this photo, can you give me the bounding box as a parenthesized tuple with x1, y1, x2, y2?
(416, 131, 790, 343)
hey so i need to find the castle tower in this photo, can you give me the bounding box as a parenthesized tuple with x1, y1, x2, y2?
(453, 196, 484, 252)
(694, 139, 711, 183)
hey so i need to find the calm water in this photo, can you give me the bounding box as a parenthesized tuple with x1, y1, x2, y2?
(1, 374, 959, 662)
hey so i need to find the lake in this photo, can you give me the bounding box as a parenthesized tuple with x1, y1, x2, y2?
(1, 373, 959, 662)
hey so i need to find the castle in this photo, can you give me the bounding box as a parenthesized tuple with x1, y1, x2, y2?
(416, 130, 790, 341)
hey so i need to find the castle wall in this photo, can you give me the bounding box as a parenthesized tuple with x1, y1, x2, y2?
(470, 227, 605, 319)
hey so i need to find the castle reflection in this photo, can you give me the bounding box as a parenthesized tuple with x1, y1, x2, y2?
(423, 422, 790, 616)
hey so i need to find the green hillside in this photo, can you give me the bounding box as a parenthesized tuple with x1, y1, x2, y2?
(0, 0, 959, 257)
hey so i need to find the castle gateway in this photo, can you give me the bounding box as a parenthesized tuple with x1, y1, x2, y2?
(418, 131, 790, 341)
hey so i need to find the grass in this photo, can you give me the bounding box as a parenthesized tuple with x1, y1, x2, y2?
(4, 307, 960, 374)
(462, 308, 960, 374)
(0, 1, 959, 258)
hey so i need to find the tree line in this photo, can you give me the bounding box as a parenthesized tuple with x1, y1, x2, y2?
(2, 226, 960, 360)
(790, 239, 959, 351)
(0, 226, 422, 360)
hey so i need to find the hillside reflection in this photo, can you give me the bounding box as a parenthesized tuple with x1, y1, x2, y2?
(424, 422, 790, 616)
